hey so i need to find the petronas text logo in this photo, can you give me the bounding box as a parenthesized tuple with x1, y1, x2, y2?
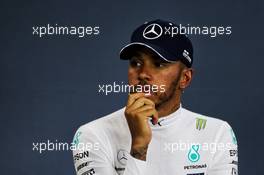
(196, 118, 207, 130)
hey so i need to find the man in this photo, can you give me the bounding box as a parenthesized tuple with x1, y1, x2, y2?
(72, 19, 238, 175)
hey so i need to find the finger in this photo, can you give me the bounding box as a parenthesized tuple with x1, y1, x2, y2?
(137, 109, 158, 121)
(151, 110, 159, 125)
(127, 93, 146, 107)
(132, 104, 154, 113)
(127, 97, 155, 112)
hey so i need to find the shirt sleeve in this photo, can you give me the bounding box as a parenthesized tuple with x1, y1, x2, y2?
(208, 122, 238, 175)
(72, 126, 148, 175)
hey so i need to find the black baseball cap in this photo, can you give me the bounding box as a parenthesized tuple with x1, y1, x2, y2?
(119, 19, 194, 68)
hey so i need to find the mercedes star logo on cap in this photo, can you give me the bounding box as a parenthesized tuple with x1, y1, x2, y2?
(143, 23, 163, 40)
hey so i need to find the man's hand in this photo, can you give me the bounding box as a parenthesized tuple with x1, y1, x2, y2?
(124, 93, 158, 160)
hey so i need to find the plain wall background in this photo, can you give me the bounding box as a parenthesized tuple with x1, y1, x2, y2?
(0, 0, 263, 174)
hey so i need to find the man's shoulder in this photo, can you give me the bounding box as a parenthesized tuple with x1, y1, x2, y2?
(180, 107, 236, 145)
(76, 107, 129, 140)
(181, 107, 231, 131)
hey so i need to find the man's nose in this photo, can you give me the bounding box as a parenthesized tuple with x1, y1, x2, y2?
(138, 66, 152, 81)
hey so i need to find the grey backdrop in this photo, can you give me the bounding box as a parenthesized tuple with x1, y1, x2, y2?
(0, 0, 263, 174)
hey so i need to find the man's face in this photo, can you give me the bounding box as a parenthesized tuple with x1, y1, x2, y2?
(127, 48, 187, 109)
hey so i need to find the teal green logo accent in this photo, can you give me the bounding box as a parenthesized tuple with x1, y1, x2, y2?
(230, 129, 237, 145)
(196, 118, 207, 130)
(73, 131, 82, 146)
(188, 145, 200, 162)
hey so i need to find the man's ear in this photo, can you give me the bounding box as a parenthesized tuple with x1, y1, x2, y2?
(179, 68, 194, 90)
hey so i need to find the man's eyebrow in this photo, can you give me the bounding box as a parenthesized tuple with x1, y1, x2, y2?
(131, 52, 143, 60)
(152, 56, 168, 63)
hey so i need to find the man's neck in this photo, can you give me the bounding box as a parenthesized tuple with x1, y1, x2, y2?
(157, 101, 181, 118)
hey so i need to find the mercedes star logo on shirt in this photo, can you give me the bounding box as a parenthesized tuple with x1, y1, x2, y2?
(117, 149, 128, 165)
(143, 23, 163, 40)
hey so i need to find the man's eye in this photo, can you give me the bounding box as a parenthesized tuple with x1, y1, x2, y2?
(154, 62, 165, 68)
(130, 60, 141, 67)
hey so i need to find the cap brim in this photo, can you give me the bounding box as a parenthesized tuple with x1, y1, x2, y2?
(119, 42, 177, 63)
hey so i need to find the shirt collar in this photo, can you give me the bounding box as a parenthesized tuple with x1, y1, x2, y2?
(149, 104, 182, 128)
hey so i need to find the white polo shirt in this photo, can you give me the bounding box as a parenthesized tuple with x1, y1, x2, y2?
(72, 106, 238, 175)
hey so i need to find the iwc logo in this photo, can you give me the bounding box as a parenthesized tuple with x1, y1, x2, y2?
(143, 23, 163, 40)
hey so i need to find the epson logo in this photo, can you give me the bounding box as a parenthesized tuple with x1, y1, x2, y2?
(74, 151, 89, 162)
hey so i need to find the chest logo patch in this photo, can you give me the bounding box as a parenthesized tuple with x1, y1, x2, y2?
(188, 145, 200, 162)
(117, 149, 128, 165)
(73, 131, 82, 146)
(196, 118, 207, 130)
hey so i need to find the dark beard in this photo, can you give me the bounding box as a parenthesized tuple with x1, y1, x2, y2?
(155, 75, 181, 110)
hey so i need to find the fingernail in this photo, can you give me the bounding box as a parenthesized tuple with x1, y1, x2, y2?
(154, 118, 158, 125)
(151, 118, 157, 125)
